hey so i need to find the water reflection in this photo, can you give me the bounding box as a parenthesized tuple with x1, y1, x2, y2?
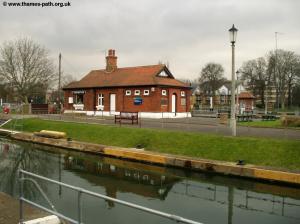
(62, 151, 300, 222)
(64, 154, 180, 207)
(1, 138, 300, 224)
(0, 140, 54, 201)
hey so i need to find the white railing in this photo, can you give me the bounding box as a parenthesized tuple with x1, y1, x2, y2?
(19, 169, 203, 224)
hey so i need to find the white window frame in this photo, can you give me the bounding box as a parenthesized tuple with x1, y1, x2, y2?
(162, 90, 167, 96)
(181, 98, 186, 106)
(134, 90, 140, 95)
(181, 91, 185, 97)
(68, 97, 73, 104)
(98, 94, 104, 106)
(143, 90, 150, 96)
(125, 90, 131, 96)
(158, 70, 168, 77)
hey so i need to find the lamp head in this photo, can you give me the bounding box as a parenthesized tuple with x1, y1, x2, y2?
(229, 24, 238, 44)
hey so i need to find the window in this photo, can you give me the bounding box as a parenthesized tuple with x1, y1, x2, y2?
(158, 70, 169, 77)
(220, 95, 226, 104)
(181, 98, 186, 106)
(98, 94, 104, 106)
(181, 91, 185, 97)
(162, 90, 167, 96)
(68, 97, 73, 104)
(161, 98, 168, 105)
(134, 90, 140, 95)
(125, 90, 131, 96)
(74, 94, 84, 104)
(143, 90, 150, 95)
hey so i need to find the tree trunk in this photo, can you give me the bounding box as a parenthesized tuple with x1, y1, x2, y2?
(287, 82, 292, 107)
(24, 96, 29, 104)
(280, 91, 286, 109)
(260, 87, 265, 106)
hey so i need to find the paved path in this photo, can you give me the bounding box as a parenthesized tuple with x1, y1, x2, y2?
(33, 114, 300, 140)
(0, 192, 48, 224)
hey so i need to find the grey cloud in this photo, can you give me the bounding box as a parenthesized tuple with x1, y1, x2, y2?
(0, 0, 299, 80)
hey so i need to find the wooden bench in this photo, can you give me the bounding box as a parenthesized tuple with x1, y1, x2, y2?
(115, 112, 138, 124)
(31, 104, 49, 114)
(237, 114, 253, 122)
(262, 114, 276, 121)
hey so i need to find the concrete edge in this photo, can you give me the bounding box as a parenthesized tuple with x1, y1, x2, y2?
(4, 130, 300, 186)
(22, 215, 60, 224)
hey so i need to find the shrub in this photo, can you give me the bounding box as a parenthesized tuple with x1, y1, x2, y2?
(281, 116, 300, 127)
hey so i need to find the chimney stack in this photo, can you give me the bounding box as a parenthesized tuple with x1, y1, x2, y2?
(106, 49, 117, 72)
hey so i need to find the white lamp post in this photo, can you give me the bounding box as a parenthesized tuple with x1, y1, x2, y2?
(236, 70, 240, 115)
(265, 80, 268, 114)
(229, 24, 238, 136)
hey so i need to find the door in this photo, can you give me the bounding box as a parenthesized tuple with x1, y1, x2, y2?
(110, 94, 116, 114)
(171, 94, 177, 114)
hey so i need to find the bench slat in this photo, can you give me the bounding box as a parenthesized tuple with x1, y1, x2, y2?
(115, 112, 138, 124)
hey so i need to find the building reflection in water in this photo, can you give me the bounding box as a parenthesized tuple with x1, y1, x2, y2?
(1, 139, 300, 223)
(63, 153, 300, 222)
(64, 155, 180, 208)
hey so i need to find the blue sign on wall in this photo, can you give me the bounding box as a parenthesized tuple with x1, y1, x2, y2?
(134, 97, 143, 105)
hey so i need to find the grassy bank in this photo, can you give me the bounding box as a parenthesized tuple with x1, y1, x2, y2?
(238, 120, 300, 129)
(3, 118, 300, 171)
(238, 120, 282, 128)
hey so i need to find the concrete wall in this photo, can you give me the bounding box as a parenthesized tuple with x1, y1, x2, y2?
(23, 215, 60, 224)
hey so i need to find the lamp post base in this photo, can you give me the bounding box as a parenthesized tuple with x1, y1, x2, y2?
(230, 118, 236, 136)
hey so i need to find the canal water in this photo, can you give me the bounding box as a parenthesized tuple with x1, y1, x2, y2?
(0, 137, 300, 224)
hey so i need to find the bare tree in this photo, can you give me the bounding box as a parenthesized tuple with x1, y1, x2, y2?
(62, 74, 77, 87)
(287, 56, 300, 107)
(241, 57, 268, 106)
(241, 50, 300, 109)
(267, 50, 300, 109)
(0, 38, 55, 103)
(48, 74, 77, 103)
(199, 63, 225, 96)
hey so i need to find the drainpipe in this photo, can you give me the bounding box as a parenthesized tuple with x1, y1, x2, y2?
(93, 89, 96, 114)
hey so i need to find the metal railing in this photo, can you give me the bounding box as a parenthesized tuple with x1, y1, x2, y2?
(19, 169, 203, 224)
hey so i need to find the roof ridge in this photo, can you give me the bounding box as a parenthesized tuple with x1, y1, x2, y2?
(92, 64, 164, 72)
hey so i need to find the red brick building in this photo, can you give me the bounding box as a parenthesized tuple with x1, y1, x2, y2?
(63, 49, 191, 118)
(237, 91, 255, 114)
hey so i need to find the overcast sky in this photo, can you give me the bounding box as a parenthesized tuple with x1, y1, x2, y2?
(1, 0, 300, 81)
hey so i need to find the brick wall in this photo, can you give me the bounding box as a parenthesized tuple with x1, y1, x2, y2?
(64, 86, 191, 113)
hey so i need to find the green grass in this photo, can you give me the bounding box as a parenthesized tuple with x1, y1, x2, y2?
(3, 118, 300, 171)
(238, 120, 300, 129)
(238, 120, 282, 128)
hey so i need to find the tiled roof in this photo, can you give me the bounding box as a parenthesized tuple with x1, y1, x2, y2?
(63, 64, 190, 89)
(238, 91, 255, 99)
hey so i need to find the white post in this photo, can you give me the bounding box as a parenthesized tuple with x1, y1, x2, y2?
(236, 85, 239, 115)
(210, 96, 213, 110)
(265, 81, 268, 115)
(230, 43, 236, 136)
